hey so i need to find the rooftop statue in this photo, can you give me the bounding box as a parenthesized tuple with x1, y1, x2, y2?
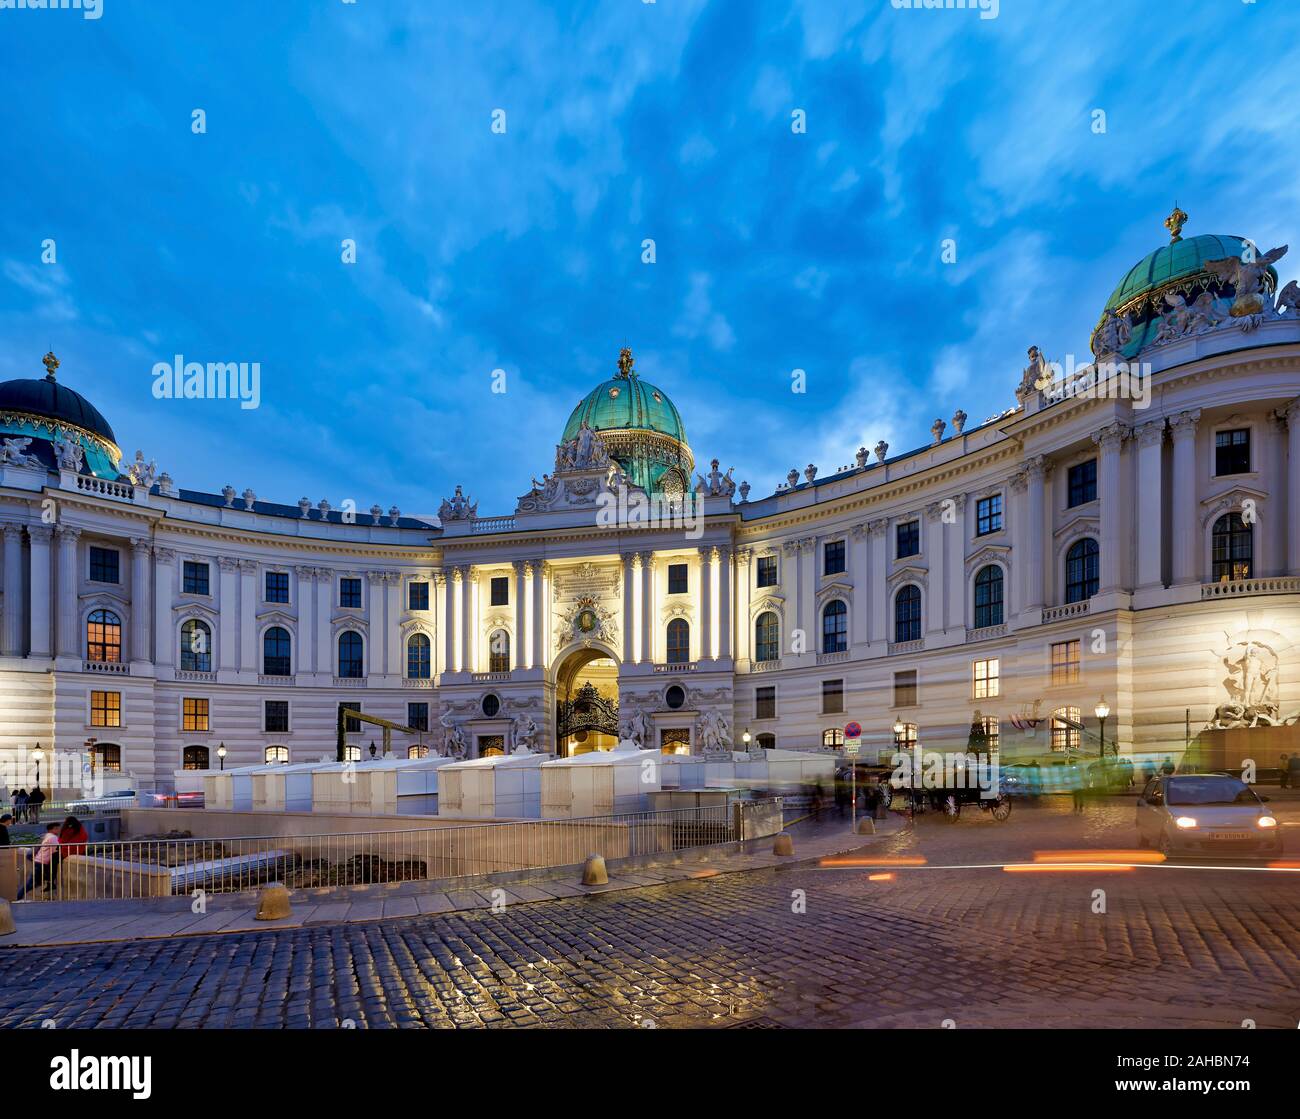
(0, 437, 41, 468)
(1204, 243, 1288, 318)
(438, 484, 476, 521)
(126, 449, 159, 488)
(1092, 310, 1133, 362)
(52, 433, 84, 471)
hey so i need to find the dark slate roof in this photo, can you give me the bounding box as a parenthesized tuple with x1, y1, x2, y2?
(0, 376, 117, 443)
(168, 488, 437, 531)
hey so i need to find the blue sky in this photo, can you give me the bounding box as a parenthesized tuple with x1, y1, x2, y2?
(2, 0, 1300, 517)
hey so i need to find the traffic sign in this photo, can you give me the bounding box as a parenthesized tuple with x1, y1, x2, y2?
(844, 740, 861, 758)
(844, 721, 862, 739)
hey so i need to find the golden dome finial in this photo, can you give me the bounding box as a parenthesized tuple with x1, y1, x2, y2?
(616, 346, 635, 379)
(1165, 203, 1188, 243)
(42, 351, 59, 381)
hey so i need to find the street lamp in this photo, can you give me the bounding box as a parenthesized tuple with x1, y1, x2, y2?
(742, 729, 752, 750)
(1095, 697, 1110, 759)
(217, 742, 227, 771)
(32, 745, 44, 792)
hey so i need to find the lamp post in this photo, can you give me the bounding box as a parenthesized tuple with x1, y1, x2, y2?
(1095, 697, 1110, 759)
(742, 729, 752, 753)
(892, 720, 910, 815)
(32, 745, 44, 794)
(217, 742, 227, 771)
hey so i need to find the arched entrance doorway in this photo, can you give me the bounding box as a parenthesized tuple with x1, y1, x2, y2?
(554, 647, 619, 756)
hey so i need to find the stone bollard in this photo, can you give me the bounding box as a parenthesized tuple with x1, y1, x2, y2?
(581, 854, 608, 886)
(0, 898, 14, 936)
(773, 832, 794, 857)
(255, 882, 292, 921)
(856, 817, 876, 835)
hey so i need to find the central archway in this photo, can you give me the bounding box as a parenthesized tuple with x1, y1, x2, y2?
(553, 647, 620, 757)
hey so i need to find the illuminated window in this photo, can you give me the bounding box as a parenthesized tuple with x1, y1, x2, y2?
(92, 743, 121, 772)
(1212, 513, 1252, 582)
(666, 618, 690, 664)
(1051, 640, 1080, 685)
(660, 728, 691, 755)
(893, 722, 918, 749)
(182, 697, 209, 732)
(488, 629, 510, 673)
(407, 745, 429, 759)
(1051, 706, 1081, 752)
(90, 690, 121, 728)
(182, 745, 210, 770)
(822, 728, 845, 748)
(265, 745, 290, 764)
(754, 611, 779, 663)
(981, 715, 1000, 753)
(87, 609, 122, 663)
(180, 618, 211, 672)
(972, 658, 1000, 699)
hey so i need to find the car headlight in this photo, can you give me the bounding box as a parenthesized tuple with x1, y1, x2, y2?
(1174, 816, 1198, 829)
(1257, 816, 1278, 829)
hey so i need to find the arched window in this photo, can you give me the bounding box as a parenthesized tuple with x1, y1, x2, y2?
(487, 629, 510, 674)
(756, 732, 776, 750)
(338, 631, 364, 678)
(754, 611, 779, 663)
(407, 745, 429, 759)
(182, 745, 210, 771)
(407, 632, 432, 678)
(92, 743, 122, 772)
(179, 618, 211, 672)
(264, 745, 289, 764)
(822, 728, 845, 748)
(894, 585, 921, 643)
(666, 618, 690, 664)
(1212, 512, 1252, 582)
(973, 565, 1004, 628)
(1065, 539, 1099, 603)
(821, 600, 848, 654)
(87, 609, 122, 663)
(262, 626, 291, 677)
(1051, 706, 1082, 753)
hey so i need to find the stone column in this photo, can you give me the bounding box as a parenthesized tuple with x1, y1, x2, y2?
(734, 549, 752, 662)
(1134, 419, 1166, 589)
(716, 545, 733, 660)
(924, 503, 945, 636)
(365, 571, 386, 677)
(460, 564, 473, 673)
(621, 553, 636, 665)
(514, 560, 528, 670)
(1170, 409, 1201, 585)
(639, 552, 655, 663)
(130, 537, 153, 665)
(444, 568, 459, 674)
(1025, 456, 1049, 611)
(315, 568, 332, 677)
(868, 520, 888, 644)
(26, 525, 52, 659)
(530, 560, 546, 671)
(698, 546, 713, 661)
(295, 567, 315, 675)
(1093, 422, 1128, 594)
(850, 525, 869, 646)
(57, 526, 82, 659)
(1287, 399, 1300, 575)
(239, 559, 258, 672)
(1, 524, 22, 657)
(1008, 471, 1028, 619)
(152, 545, 176, 668)
(218, 556, 239, 670)
(945, 495, 966, 630)
(386, 573, 402, 678)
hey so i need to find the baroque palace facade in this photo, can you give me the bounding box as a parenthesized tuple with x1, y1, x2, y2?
(1, 210, 1299, 789)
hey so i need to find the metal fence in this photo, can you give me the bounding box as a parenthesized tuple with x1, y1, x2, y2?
(7, 800, 777, 904)
(4, 795, 134, 826)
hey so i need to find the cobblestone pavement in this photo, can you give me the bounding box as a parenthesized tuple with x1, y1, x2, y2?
(1, 796, 1297, 1029)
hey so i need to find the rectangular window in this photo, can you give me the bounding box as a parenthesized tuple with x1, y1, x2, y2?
(756, 555, 777, 588)
(339, 701, 361, 734)
(407, 702, 429, 732)
(265, 571, 289, 603)
(408, 581, 429, 611)
(339, 577, 361, 609)
(1051, 640, 1081, 686)
(89, 546, 119, 584)
(823, 540, 846, 576)
(1067, 459, 1097, 507)
(668, 563, 688, 595)
(490, 576, 509, 606)
(182, 560, 209, 596)
(821, 679, 844, 715)
(264, 700, 289, 734)
(182, 697, 210, 732)
(1214, 429, 1250, 476)
(980, 715, 1000, 754)
(894, 670, 918, 708)
(972, 658, 1001, 699)
(755, 686, 776, 720)
(896, 521, 920, 559)
(90, 690, 121, 728)
(976, 494, 1002, 536)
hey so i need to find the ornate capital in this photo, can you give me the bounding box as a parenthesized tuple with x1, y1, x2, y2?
(1284, 397, 1300, 425)
(867, 518, 889, 537)
(797, 537, 816, 554)
(1169, 408, 1202, 437)
(55, 524, 82, 544)
(513, 559, 528, 575)
(1091, 421, 1130, 452)
(153, 545, 175, 562)
(850, 522, 868, 540)
(1009, 469, 1029, 495)
(217, 556, 240, 572)
(129, 536, 151, 555)
(2, 524, 22, 543)
(1025, 454, 1052, 481)
(27, 524, 53, 543)
(924, 501, 944, 522)
(366, 570, 386, 584)
(238, 557, 258, 572)
(734, 547, 752, 565)
(637, 551, 655, 569)
(293, 565, 315, 581)
(1135, 419, 1166, 448)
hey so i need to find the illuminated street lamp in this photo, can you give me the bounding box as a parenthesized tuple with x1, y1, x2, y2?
(1095, 697, 1110, 759)
(742, 729, 752, 749)
(32, 745, 44, 791)
(217, 742, 227, 771)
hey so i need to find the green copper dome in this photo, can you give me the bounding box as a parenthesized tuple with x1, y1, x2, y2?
(561, 349, 693, 496)
(1104, 233, 1257, 312)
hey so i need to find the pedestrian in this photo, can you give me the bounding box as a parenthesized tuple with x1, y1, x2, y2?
(1280, 753, 1291, 790)
(16, 823, 62, 899)
(1287, 753, 1300, 792)
(1071, 771, 1086, 814)
(58, 816, 89, 857)
(834, 770, 850, 818)
(27, 785, 44, 823)
(1160, 756, 1175, 776)
(12, 788, 26, 824)
(0, 812, 10, 846)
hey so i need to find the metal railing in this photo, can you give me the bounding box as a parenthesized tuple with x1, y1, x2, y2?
(4, 795, 134, 825)
(7, 801, 776, 904)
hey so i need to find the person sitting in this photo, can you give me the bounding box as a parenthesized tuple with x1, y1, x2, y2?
(16, 823, 62, 899)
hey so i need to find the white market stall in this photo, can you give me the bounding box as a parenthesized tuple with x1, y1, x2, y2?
(437, 749, 549, 819)
(540, 741, 662, 819)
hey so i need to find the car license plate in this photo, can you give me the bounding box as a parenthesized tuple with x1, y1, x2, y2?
(1209, 832, 1249, 841)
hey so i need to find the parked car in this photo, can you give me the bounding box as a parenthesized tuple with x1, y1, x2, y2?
(1136, 774, 1281, 858)
(68, 789, 138, 814)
